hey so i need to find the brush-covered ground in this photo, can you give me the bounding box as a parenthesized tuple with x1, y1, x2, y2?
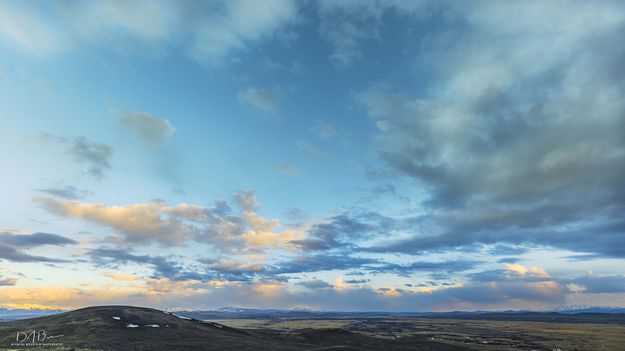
(212, 316, 625, 350)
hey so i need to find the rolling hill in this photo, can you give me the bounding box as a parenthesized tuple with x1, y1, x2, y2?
(0, 305, 470, 351)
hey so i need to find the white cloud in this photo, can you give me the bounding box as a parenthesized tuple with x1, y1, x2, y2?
(0, 0, 299, 64)
(0, 1, 67, 54)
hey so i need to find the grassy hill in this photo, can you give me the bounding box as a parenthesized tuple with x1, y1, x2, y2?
(0, 306, 469, 351)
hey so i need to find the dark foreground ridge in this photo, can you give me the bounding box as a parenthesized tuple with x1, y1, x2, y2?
(0, 305, 470, 351)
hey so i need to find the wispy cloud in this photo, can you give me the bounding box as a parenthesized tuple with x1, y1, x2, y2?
(275, 163, 301, 176)
(37, 185, 91, 200)
(295, 141, 328, 158)
(310, 119, 336, 139)
(238, 87, 280, 114)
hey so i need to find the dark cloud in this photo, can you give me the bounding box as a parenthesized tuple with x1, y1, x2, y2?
(488, 244, 528, 256)
(197, 258, 266, 282)
(371, 260, 481, 277)
(297, 279, 332, 289)
(271, 254, 379, 274)
(269, 254, 480, 280)
(366, 213, 625, 259)
(89, 248, 269, 283)
(0, 277, 17, 286)
(353, 1, 625, 259)
(0, 230, 76, 263)
(0, 231, 77, 247)
(37, 185, 92, 200)
(87, 248, 183, 279)
(0, 245, 70, 263)
(291, 212, 396, 251)
(564, 274, 625, 294)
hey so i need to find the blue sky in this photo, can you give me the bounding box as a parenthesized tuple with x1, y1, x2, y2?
(1, 0, 625, 311)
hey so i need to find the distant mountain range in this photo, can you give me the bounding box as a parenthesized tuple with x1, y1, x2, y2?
(171, 306, 625, 325)
(555, 306, 625, 314)
(0, 307, 66, 321)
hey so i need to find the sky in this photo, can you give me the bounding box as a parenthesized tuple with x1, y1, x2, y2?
(0, 0, 624, 312)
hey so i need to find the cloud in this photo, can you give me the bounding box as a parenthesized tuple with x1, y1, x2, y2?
(90, 248, 269, 283)
(37, 198, 198, 246)
(310, 120, 336, 139)
(275, 164, 301, 176)
(0, 231, 77, 247)
(68, 137, 113, 178)
(119, 111, 175, 145)
(505, 264, 550, 278)
(188, 0, 299, 65)
(0, 229, 76, 263)
(0, 1, 68, 54)
(36, 185, 92, 200)
(234, 190, 259, 211)
(271, 254, 379, 274)
(241, 211, 303, 249)
(0, 277, 17, 286)
(291, 212, 395, 251)
(0, 272, 568, 311)
(199, 259, 267, 282)
(0, 0, 299, 64)
(351, 1, 625, 258)
(0, 245, 70, 263)
(564, 274, 625, 294)
(318, 12, 375, 67)
(105, 272, 140, 281)
(364, 212, 625, 259)
(372, 260, 481, 277)
(238, 87, 279, 114)
(41, 134, 113, 178)
(87, 248, 181, 280)
(295, 141, 328, 158)
(37, 193, 303, 253)
(315, 0, 429, 67)
(297, 279, 332, 289)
